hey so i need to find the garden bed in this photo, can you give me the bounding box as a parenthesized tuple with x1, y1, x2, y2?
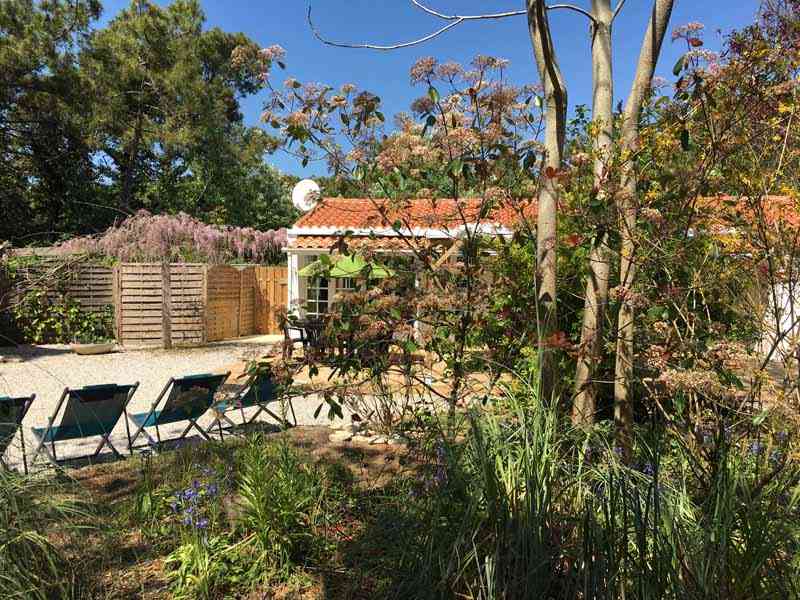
(25, 426, 419, 599)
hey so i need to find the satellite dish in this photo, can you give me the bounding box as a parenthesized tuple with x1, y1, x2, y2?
(292, 179, 321, 212)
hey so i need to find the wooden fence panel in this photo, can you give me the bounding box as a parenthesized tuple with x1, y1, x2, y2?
(238, 267, 256, 336)
(118, 263, 163, 347)
(255, 266, 287, 335)
(169, 264, 205, 346)
(117, 263, 205, 348)
(206, 265, 242, 342)
(10, 257, 114, 313)
(11, 255, 284, 346)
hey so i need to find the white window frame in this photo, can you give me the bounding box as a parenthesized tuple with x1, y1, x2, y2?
(303, 255, 330, 317)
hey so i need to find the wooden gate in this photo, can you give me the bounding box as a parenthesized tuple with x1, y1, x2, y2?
(255, 266, 287, 335)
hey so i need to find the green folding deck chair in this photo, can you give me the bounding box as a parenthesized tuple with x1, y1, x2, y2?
(128, 372, 229, 452)
(206, 373, 296, 439)
(30, 384, 138, 468)
(0, 394, 35, 474)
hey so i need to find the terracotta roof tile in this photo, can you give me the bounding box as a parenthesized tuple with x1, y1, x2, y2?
(697, 195, 799, 229)
(293, 197, 536, 230)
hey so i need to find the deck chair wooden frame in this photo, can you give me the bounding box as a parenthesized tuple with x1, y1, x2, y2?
(128, 372, 229, 452)
(206, 373, 296, 439)
(0, 394, 35, 475)
(30, 384, 139, 468)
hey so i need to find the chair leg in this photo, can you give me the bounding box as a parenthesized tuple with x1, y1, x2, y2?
(189, 420, 213, 442)
(30, 432, 60, 470)
(20, 430, 28, 475)
(92, 434, 123, 460)
(130, 428, 160, 453)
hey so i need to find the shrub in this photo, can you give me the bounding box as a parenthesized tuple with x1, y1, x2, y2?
(57, 210, 288, 265)
(11, 289, 114, 344)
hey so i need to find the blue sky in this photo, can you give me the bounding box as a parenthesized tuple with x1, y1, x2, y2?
(99, 1, 760, 176)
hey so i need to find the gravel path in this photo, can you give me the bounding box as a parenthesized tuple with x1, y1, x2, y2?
(0, 340, 346, 471)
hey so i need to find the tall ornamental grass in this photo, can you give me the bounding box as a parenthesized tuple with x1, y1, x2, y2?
(400, 373, 800, 599)
(0, 470, 89, 599)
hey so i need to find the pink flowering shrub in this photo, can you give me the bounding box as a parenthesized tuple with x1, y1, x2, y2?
(57, 211, 287, 264)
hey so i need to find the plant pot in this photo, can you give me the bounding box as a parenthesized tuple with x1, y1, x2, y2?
(70, 342, 116, 355)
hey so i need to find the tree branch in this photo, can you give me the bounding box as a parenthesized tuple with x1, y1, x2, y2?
(410, 1, 526, 21)
(546, 3, 597, 22)
(308, 1, 528, 51)
(611, 0, 627, 22)
(308, 4, 461, 50)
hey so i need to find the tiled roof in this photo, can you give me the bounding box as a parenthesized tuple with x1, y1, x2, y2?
(697, 195, 799, 229)
(293, 197, 536, 230)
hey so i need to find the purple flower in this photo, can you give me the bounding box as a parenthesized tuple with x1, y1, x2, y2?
(641, 462, 655, 477)
(777, 431, 789, 445)
(749, 441, 765, 456)
(434, 465, 447, 486)
(205, 483, 219, 497)
(196, 518, 209, 530)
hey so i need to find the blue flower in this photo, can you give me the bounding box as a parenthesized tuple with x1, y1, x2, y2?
(434, 465, 448, 486)
(641, 462, 655, 477)
(777, 430, 789, 444)
(205, 482, 219, 497)
(196, 518, 209, 530)
(613, 446, 624, 458)
(182, 514, 193, 526)
(749, 441, 765, 456)
(169, 501, 179, 513)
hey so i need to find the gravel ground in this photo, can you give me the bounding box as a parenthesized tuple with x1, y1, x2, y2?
(0, 339, 346, 471)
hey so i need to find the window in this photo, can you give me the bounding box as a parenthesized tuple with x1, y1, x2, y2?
(303, 255, 330, 317)
(339, 278, 356, 292)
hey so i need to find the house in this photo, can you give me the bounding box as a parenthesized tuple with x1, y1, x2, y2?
(284, 196, 536, 317)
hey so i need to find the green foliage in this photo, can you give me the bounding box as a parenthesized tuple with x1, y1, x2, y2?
(0, 470, 90, 599)
(0, 0, 295, 246)
(235, 436, 326, 580)
(386, 378, 800, 599)
(11, 289, 114, 344)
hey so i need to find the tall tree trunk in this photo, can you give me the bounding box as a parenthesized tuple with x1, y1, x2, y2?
(527, 0, 568, 401)
(614, 0, 675, 452)
(573, 1, 614, 425)
(120, 110, 144, 214)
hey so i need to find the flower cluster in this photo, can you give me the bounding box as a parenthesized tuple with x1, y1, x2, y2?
(170, 472, 220, 533)
(672, 21, 705, 42)
(57, 211, 287, 264)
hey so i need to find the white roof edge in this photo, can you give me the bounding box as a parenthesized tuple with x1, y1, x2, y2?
(287, 224, 514, 238)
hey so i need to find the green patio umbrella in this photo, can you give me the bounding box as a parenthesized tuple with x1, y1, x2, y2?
(329, 254, 394, 279)
(299, 255, 395, 279)
(297, 259, 329, 278)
